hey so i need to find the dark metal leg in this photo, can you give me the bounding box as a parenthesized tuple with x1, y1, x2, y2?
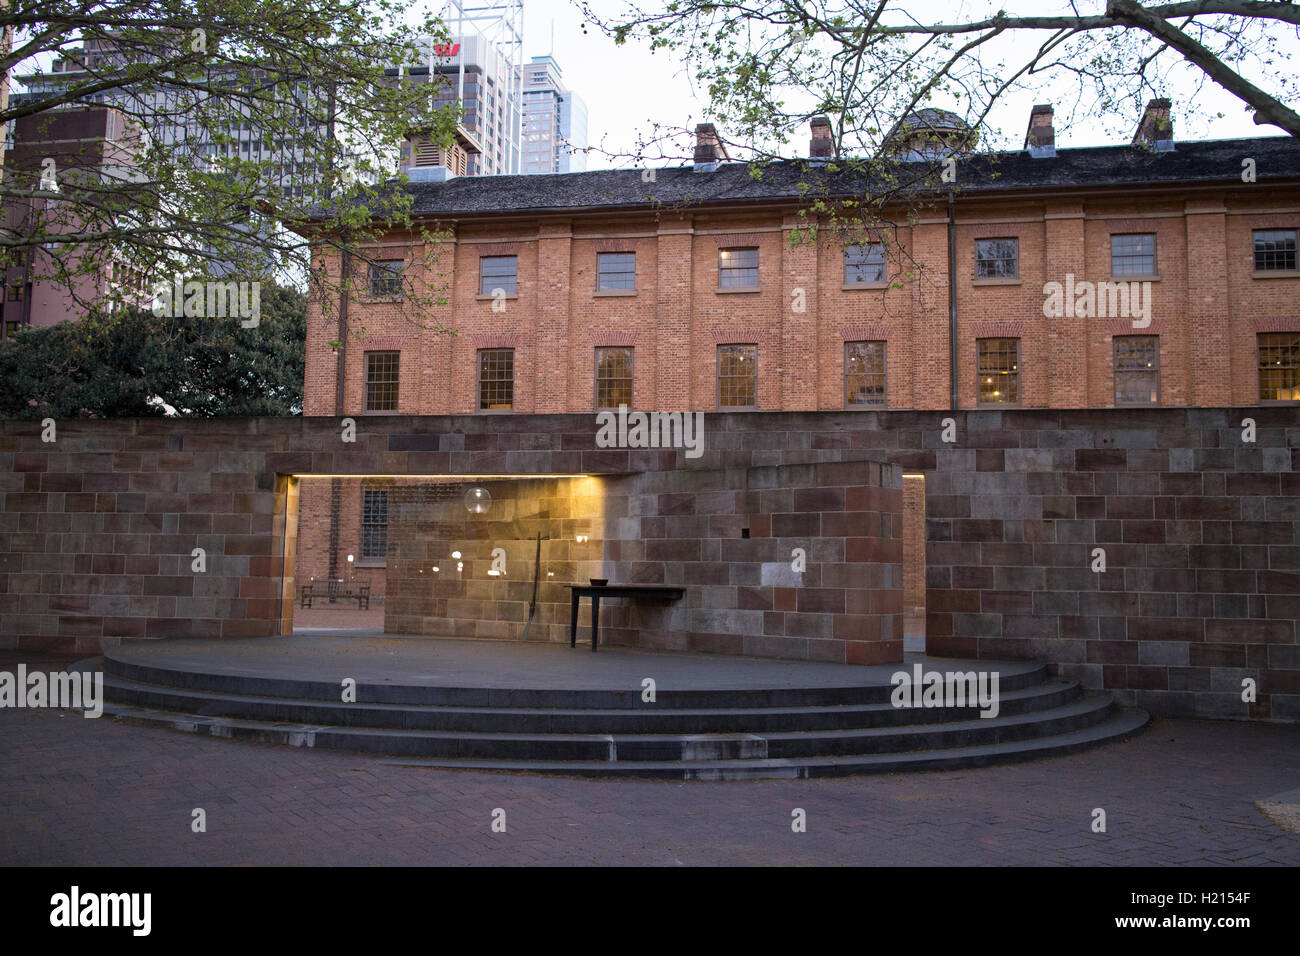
(570, 591, 579, 648)
(591, 594, 600, 652)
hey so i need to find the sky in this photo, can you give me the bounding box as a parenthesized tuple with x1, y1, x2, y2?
(15, 0, 1296, 169)
(496, 0, 1296, 169)
(452, 0, 711, 166)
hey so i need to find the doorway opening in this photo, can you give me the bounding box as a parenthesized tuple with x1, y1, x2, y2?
(276, 472, 599, 639)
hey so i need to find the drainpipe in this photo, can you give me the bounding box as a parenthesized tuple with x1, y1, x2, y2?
(329, 81, 347, 417)
(325, 83, 346, 586)
(328, 249, 349, 585)
(19, 229, 34, 329)
(947, 190, 958, 410)
(335, 250, 349, 414)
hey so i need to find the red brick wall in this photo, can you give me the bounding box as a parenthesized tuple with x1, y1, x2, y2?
(304, 187, 1300, 419)
(295, 478, 387, 598)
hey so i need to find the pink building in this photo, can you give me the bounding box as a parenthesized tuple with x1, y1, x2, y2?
(1, 106, 148, 339)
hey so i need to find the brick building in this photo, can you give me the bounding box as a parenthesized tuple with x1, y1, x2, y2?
(299, 104, 1300, 601)
(1, 106, 150, 338)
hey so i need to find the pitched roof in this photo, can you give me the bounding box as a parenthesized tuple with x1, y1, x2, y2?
(325, 136, 1300, 221)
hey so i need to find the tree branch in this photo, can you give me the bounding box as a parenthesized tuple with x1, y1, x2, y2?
(1107, 0, 1300, 133)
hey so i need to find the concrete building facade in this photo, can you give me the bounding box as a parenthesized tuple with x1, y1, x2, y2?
(521, 55, 587, 174)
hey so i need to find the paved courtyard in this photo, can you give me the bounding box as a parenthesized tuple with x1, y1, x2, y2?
(292, 604, 384, 631)
(2, 653, 1298, 866)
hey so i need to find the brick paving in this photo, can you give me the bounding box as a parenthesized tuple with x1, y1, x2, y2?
(2, 692, 1298, 866)
(292, 605, 384, 631)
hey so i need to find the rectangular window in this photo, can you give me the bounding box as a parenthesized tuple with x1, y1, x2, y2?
(478, 348, 514, 410)
(1113, 335, 1160, 405)
(975, 238, 1019, 279)
(8, 284, 23, 302)
(596, 252, 636, 291)
(845, 341, 886, 406)
(360, 486, 389, 560)
(718, 247, 759, 289)
(977, 338, 1020, 404)
(594, 347, 634, 409)
(364, 351, 399, 412)
(844, 243, 886, 285)
(1258, 332, 1300, 402)
(1110, 234, 1157, 276)
(480, 255, 517, 295)
(367, 259, 404, 298)
(1254, 229, 1297, 272)
(717, 344, 757, 408)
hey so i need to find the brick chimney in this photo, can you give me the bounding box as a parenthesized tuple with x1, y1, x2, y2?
(1133, 98, 1173, 148)
(693, 123, 729, 169)
(809, 115, 833, 160)
(1024, 104, 1055, 156)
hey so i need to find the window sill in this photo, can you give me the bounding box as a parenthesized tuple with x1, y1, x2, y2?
(359, 408, 401, 415)
(476, 407, 515, 414)
(977, 401, 1022, 408)
(845, 403, 888, 409)
(971, 278, 1022, 286)
(355, 559, 387, 569)
(716, 286, 761, 294)
(718, 405, 758, 411)
(1258, 399, 1300, 405)
(476, 293, 519, 301)
(361, 296, 403, 304)
(1252, 271, 1300, 279)
(593, 290, 637, 297)
(1108, 275, 1160, 282)
(842, 283, 889, 291)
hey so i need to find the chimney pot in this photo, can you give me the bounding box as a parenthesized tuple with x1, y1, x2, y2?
(1133, 97, 1173, 147)
(1024, 103, 1055, 151)
(809, 115, 833, 159)
(694, 123, 726, 166)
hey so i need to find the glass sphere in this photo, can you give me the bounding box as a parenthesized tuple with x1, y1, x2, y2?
(464, 486, 492, 514)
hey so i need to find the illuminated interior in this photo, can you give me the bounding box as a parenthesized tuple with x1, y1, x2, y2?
(281, 473, 608, 641)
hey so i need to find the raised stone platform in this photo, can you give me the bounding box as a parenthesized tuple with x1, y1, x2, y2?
(100, 633, 1149, 779)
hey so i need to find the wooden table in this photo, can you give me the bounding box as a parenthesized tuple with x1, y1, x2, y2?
(567, 584, 686, 652)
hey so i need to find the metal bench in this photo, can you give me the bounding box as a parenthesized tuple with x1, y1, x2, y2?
(300, 579, 371, 610)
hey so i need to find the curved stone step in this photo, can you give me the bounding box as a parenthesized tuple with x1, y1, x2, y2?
(368, 710, 1151, 779)
(100, 692, 1123, 763)
(96, 642, 1149, 777)
(102, 672, 1082, 734)
(101, 653, 1051, 709)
